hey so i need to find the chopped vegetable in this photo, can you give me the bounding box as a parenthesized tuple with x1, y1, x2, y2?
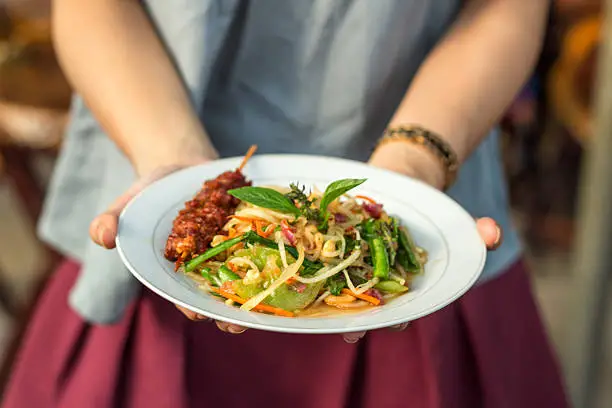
(240, 244, 306, 311)
(243, 231, 323, 273)
(185, 235, 246, 272)
(326, 274, 347, 295)
(233, 279, 325, 311)
(255, 221, 275, 238)
(355, 195, 377, 204)
(362, 202, 383, 219)
(363, 220, 390, 280)
(398, 226, 423, 274)
(209, 287, 295, 317)
(280, 220, 297, 245)
(341, 288, 381, 306)
(375, 280, 409, 294)
(218, 265, 240, 283)
(198, 267, 221, 287)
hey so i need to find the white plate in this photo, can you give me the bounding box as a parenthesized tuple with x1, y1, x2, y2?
(116, 155, 486, 334)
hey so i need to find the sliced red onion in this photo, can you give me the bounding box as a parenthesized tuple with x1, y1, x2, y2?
(365, 288, 384, 303)
(291, 282, 307, 293)
(281, 221, 297, 246)
(362, 202, 383, 219)
(334, 213, 348, 223)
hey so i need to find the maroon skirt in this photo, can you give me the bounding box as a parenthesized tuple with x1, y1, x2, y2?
(2, 259, 568, 408)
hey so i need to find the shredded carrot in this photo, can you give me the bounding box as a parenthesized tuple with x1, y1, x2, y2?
(255, 221, 275, 238)
(209, 287, 295, 317)
(355, 195, 378, 205)
(341, 289, 381, 306)
(227, 226, 238, 238)
(238, 145, 258, 171)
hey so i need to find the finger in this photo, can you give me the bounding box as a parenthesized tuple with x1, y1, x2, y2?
(175, 305, 209, 321)
(215, 320, 248, 334)
(475, 217, 503, 251)
(342, 331, 366, 343)
(89, 182, 145, 249)
(389, 322, 410, 332)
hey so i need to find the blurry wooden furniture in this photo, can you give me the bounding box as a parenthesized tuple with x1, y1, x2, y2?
(0, 1, 72, 394)
(0, 38, 70, 312)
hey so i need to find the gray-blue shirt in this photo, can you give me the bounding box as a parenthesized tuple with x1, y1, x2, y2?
(39, 0, 521, 324)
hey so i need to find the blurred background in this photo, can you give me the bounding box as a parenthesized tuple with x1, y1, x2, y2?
(0, 0, 609, 406)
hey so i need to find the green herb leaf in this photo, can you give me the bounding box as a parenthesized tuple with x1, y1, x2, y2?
(326, 274, 346, 296)
(319, 178, 367, 215)
(228, 187, 301, 215)
(285, 183, 321, 221)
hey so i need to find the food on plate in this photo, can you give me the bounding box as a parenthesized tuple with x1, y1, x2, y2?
(164, 147, 427, 317)
(164, 146, 255, 266)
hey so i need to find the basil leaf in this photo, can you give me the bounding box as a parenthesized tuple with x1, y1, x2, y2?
(319, 178, 367, 214)
(228, 187, 301, 215)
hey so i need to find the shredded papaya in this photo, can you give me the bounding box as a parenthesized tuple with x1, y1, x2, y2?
(229, 215, 261, 223)
(209, 287, 295, 317)
(341, 288, 381, 306)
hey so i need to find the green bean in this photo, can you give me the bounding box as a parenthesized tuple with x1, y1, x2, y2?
(375, 280, 408, 293)
(218, 265, 240, 283)
(184, 235, 246, 272)
(398, 227, 423, 274)
(371, 238, 390, 279)
(363, 219, 389, 279)
(198, 267, 221, 287)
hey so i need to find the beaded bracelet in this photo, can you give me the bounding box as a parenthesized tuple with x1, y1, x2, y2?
(375, 125, 459, 190)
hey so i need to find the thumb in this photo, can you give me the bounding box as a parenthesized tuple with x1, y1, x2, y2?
(89, 180, 146, 249)
(88, 163, 205, 249)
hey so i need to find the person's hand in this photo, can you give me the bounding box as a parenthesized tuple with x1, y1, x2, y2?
(88, 156, 242, 328)
(331, 141, 504, 343)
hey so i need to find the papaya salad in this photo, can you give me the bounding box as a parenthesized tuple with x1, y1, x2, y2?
(164, 148, 427, 318)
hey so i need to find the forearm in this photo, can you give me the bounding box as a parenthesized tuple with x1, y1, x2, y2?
(389, 0, 549, 163)
(53, 0, 217, 174)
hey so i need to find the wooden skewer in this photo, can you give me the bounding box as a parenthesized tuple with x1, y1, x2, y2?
(238, 145, 258, 171)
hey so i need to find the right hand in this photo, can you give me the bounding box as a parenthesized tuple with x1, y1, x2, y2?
(89, 159, 248, 335)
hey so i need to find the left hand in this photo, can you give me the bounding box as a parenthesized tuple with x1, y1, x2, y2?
(337, 141, 503, 343)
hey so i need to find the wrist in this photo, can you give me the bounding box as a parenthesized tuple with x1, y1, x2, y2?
(369, 141, 446, 190)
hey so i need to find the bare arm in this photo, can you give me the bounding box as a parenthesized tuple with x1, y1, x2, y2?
(52, 0, 217, 175)
(371, 0, 550, 188)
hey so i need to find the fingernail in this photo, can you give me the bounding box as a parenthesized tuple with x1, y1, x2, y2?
(390, 322, 410, 332)
(344, 337, 360, 344)
(97, 225, 109, 248)
(228, 325, 246, 334)
(195, 314, 208, 321)
(492, 226, 502, 249)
